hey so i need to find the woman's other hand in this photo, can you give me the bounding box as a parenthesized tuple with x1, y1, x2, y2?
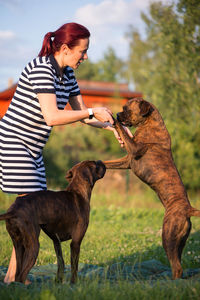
(104, 123, 133, 148)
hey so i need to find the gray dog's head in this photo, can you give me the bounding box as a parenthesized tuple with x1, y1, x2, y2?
(66, 160, 106, 186)
(117, 97, 154, 127)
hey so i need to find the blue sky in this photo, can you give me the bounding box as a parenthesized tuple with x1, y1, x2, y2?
(0, 0, 169, 90)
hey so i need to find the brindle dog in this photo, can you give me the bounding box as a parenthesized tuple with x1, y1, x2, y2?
(0, 160, 106, 284)
(104, 97, 200, 279)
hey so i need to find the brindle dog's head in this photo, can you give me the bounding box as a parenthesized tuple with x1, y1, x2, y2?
(117, 97, 154, 127)
(66, 160, 106, 186)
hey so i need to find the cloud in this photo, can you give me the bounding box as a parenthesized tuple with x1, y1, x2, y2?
(0, 29, 36, 71)
(75, 0, 171, 30)
(74, 0, 171, 61)
(75, 0, 148, 28)
(0, 0, 21, 9)
(0, 38, 36, 89)
(74, 0, 148, 61)
(0, 30, 16, 40)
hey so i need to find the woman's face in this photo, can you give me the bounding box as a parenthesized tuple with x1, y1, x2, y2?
(64, 38, 89, 69)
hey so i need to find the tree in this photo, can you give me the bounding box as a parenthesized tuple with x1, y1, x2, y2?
(74, 59, 99, 81)
(75, 47, 127, 83)
(126, 0, 200, 190)
(96, 47, 127, 82)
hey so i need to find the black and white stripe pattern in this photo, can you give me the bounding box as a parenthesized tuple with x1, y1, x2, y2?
(0, 55, 80, 193)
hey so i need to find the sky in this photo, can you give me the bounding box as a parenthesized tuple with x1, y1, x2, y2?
(0, 0, 170, 90)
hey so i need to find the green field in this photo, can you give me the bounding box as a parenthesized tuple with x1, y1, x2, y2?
(0, 186, 200, 299)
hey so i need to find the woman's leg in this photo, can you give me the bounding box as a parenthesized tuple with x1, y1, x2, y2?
(4, 193, 28, 284)
(4, 247, 16, 283)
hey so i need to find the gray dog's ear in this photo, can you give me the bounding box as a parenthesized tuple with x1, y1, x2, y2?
(65, 170, 73, 182)
(139, 100, 153, 117)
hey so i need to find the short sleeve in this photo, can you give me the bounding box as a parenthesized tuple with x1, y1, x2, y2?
(70, 78, 81, 97)
(28, 64, 55, 94)
(65, 68, 81, 97)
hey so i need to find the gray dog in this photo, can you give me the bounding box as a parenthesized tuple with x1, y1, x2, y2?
(0, 160, 106, 284)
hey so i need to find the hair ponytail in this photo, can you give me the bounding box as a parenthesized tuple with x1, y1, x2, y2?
(38, 32, 55, 57)
(38, 23, 90, 57)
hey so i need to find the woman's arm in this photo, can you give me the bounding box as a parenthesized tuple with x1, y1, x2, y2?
(37, 93, 114, 126)
(38, 93, 132, 146)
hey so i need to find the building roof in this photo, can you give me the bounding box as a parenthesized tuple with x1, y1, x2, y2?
(78, 80, 141, 99)
(0, 80, 142, 118)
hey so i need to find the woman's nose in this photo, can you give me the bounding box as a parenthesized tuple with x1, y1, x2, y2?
(83, 52, 88, 60)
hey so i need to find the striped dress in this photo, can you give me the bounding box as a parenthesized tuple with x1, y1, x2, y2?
(0, 54, 80, 194)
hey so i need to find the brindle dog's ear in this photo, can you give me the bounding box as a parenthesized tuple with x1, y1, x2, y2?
(139, 100, 153, 117)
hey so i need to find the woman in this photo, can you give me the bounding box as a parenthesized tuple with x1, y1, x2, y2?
(0, 22, 129, 283)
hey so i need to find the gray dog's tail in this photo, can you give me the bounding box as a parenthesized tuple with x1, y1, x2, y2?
(0, 212, 13, 221)
(188, 207, 200, 218)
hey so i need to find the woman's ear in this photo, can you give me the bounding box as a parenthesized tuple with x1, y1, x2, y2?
(60, 43, 70, 54)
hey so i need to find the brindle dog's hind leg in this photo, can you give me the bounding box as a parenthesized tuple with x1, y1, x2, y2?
(162, 212, 191, 279)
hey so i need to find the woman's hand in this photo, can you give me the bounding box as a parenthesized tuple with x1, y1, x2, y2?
(92, 107, 114, 125)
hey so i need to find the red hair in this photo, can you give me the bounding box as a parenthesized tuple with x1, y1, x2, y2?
(38, 23, 90, 57)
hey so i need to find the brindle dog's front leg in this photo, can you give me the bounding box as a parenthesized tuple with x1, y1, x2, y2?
(104, 155, 131, 169)
(114, 119, 148, 158)
(104, 119, 148, 169)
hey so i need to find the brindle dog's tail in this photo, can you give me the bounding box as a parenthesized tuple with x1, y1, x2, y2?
(188, 207, 200, 218)
(0, 212, 13, 221)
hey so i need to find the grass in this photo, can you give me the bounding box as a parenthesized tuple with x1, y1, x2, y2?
(0, 279, 200, 300)
(0, 185, 200, 299)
